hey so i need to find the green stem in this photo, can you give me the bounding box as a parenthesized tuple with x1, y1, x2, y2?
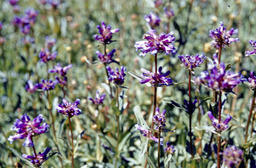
(217, 91, 222, 168)
(68, 116, 74, 168)
(115, 87, 120, 168)
(158, 127, 161, 168)
(245, 90, 256, 143)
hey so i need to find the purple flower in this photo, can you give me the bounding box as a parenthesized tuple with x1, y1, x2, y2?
(106, 66, 126, 85)
(94, 22, 119, 44)
(45, 36, 56, 49)
(38, 0, 47, 5)
(39, 48, 57, 63)
(49, 64, 72, 76)
(140, 66, 173, 87)
(154, 0, 163, 8)
(165, 142, 175, 154)
(8, 114, 49, 147)
(12, 16, 21, 28)
(209, 22, 239, 49)
(144, 12, 161, 29)
(223, 146, 243, 168)
(25, 8, 38, 25)
(89, 91, 106, 105)
(0, 22, 2, 31)
(245, 40, 256, 56)
(9, 0, 19, 6)
(36, 79, 56, 91)
(183, 99, 197, 115)
(164, 7, 175, 19)
(135, 124, 163, 145)
(22, 147, 51, 166)
(57, 99, 81, 117)
(96, 49, 118, 64)
(195, 56, 242, 92)
(248, 72, 256, 89)
(22, 36, 35, 45)
(25, 80, 38, 93)
(178, 54, 206, 70)
(48, 0, 60, 9)
(135, 30, 176, 56)
(208, 111, 232, 132)
(153, 108, 166, 129)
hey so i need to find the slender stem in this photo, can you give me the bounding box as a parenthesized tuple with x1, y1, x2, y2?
(188, 70, 194, 158)
(158, 127, 161, 168)
(115, 86, 120, 168)
(218, 46, 222, 63)
(251, 111, 256, 137)
(103, 44, 113, 98)
(47, 91, 56, 138)
(31, 137, 37, 157)
(217, 91, 222, 168)
(189, 70, 192, 98)
(245, 90, 256, 143)
(68, 116, 74, 168)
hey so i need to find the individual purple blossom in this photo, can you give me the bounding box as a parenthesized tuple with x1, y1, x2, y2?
(135, 30, 176, 56)
(22, 147, 51, 166)
(94, 22, 119, 44)
(25, 80, 38, 93)
(209, 22, 239, 49)
(140, 66, 173, 87)
(49, 64, 72, 76)
(154, 0, 163, 8)
(8, 114, 49, 147)
(25, 8, 38, 25)
(0, 22, 2, 31)
(106, 66, 126, 85)
(89, 91, 106, 105)
(9, 0, 19, 6)
(48, 0, 60, 9)
(12, 16, 21, 28)
(57, 99, 81, 117)
(178, 54, 206, 70)
(164, 7, 175, 20)
(45, 36, 56, 49)
(135, 124, 163, 145)
(96, 49, 118, 64)
(183, 99, 197, 115)
(248, 72, 256, 89)
(208, 111, 232, 132)
(195, 56, 242, 92)
(245, 40, 256, 56)
(144, 12, 161, 29)
(39, 48, 57, 63)
(36, 79, 56, 91)
(223, 146, 243, 168)
(153, 108, 166, 129)
(165, 142, 175, 154)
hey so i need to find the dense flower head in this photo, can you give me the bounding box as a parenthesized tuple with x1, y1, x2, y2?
(45, 36, 56, 49)
(8, 114, 49, 147)
(25, 80, 38, 93)
(9, 0, 19, 6)
(183, 99, 197, 115)
(49, 64, 72, 77)
(153, 108, 166, 129)
(96, 49, 118, 64)
(209, 22, 239, 49)
(164, 6, 175, 19)
(39, 48, 57, 63)
(178, 54, 206, 70)
(248, 72, 256, 89)
(135, 124, 163, 145)
(36, 79, 56, 91)
(144, 12, 161, 29)
(22, 147, 51, 166)
(57, 99, 81, 117)
(48, 0, 60, 9)
(94, 22, 119, 44)
(89, 90, 106, 105)
(154, 0, 163, 8)
(245, 40, 256, 56)
(140, 66, 173, 87)
(135, 30, 176, 56)
(208, 111, 232, 132)
(165, 142, 175, 154)
(195, 56, 242, 92)
(106, 66, 126, 85)
(223, 146, 243, 168)
(25, 8, 38, 25)
(12, 16, 21, 27)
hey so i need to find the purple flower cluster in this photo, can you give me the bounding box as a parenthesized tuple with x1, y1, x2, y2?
(223, 146, 243, 168)
(22, 147, 51, 166)
(153, 108, 166, 129)
(25, 80, 38, 93)
(9, 0, 19, 6)
(183, 99, 197, 115)
(245, 40, 256, 56)
(144, 13, 161, 29)
(94, 22, 119, 44)
(178, 54, 206, 70)
(140, 66, 173, 87)
(248, 72, 256, 89)
(36, 79, 56, 91)
(154, 0, 163, 8)
(49, 64, 72, 86)
(165, 142, 175, 154)
(195, 57, 242, 92)
(135, 30, 176, 56)
(39, 0, 60, 9)
(39, 49, 57, 63)
(96, 49, 118, 64)
(164, 7, 175, 20)
(209, 22, 239, 49)
(89, 91, 106, 105)
(57, 99, 81, 117)
(8, 114, 49, 147)
(135, 124, 163, 144)
(0, 22, 2, 31)
(45, 36, 56, 49)
(208, 111, 232, 132)
(106, 66, 126, 85)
